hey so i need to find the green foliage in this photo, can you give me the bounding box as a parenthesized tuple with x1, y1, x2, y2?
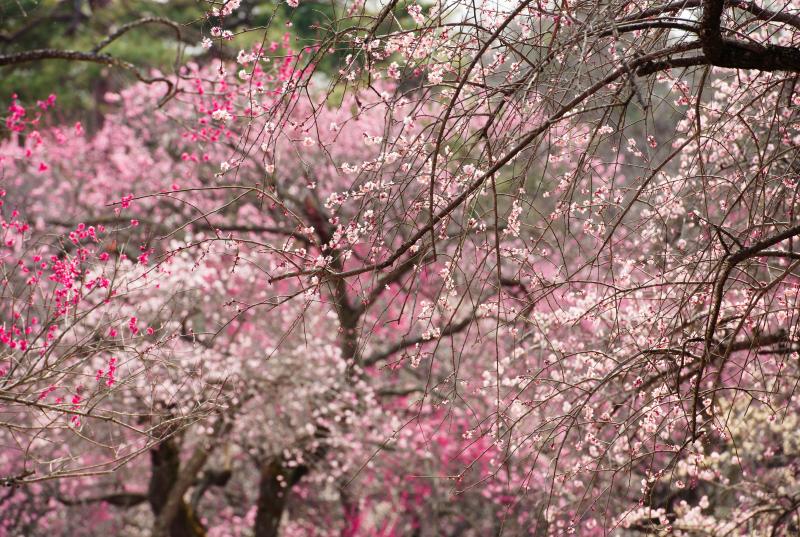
(0, 0, 202, 117)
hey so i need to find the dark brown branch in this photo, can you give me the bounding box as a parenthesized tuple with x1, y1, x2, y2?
(363, 315, 475, 367)
(92, 17, 182, 53)
(57, 492, 147, 508)
(623, 0, 800, 32)
(701, 0, 800, 71)
(727, 330, 790, 352)
(636, 55, 709, 75)
(0, 49, 175, 104)
(734, 0, 800, 31)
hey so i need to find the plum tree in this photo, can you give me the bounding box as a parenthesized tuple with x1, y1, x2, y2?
(3, 0, 800, 535)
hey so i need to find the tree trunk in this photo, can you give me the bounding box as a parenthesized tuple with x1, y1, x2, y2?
(254, 459, 308, 537)
(148, 440, 206, 537)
